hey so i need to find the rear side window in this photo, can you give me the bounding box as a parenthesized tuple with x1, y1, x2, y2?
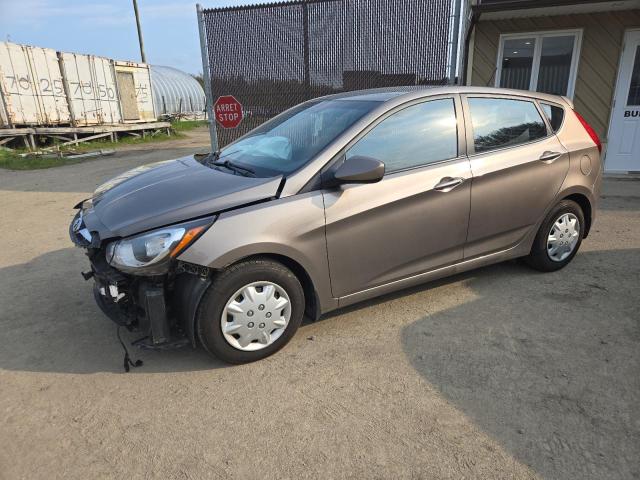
(346, 98, 458, 173)
(540, 102, 565, 132)
(468, 98, 547, 153)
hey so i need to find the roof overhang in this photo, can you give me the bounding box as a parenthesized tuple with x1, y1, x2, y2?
(473, 0, 640, 20)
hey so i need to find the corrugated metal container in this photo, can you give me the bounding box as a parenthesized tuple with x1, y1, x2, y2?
(0, 41, 70, 126)
(150, 65, 205, 116)
(59, 52, 122, 125)
(114, 61, 156, 123)
(0, 90, 8, 126)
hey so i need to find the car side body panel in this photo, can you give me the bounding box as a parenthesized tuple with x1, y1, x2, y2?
(553, 100, 603, 231)
(180, 87, 602, 318)
(323, 157, 472, 297)
(178, 191, 338, 314)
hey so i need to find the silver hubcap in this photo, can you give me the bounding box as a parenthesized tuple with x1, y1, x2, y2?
(547, 213, 580, 262)
(221, 281, 291, 351)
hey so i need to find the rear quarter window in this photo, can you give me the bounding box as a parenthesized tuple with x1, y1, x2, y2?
(468, 97, 547, 153)
(540, 102, 565, 132)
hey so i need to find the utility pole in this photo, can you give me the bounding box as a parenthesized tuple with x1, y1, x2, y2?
(132, 0, 147, 63)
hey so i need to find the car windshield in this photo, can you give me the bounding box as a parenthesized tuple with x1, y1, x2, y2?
(211, 99, 380, 177)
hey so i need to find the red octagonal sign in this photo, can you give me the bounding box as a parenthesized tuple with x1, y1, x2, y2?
(214, 95, 243, 129)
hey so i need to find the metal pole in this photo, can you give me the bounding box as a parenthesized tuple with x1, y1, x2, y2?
(132, 0, 147, 63)
(197, 4, 219, 152)
(302, 2, 311, 100)
(448, 0, 462, 84)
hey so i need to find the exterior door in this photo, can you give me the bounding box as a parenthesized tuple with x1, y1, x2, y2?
(116, 71, 140, 121)
(463, 95, 569, 258)
(607, 29, 640, 173)
(323, 97, 471, 298)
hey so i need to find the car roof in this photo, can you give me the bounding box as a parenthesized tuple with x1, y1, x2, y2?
(324, 85, 570, 107)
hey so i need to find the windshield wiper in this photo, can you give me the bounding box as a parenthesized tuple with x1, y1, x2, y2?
(203, 149, 255, 176)
(212, 159, 256, 177)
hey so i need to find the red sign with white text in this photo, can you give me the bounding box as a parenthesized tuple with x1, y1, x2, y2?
(214, 95, 243, 129)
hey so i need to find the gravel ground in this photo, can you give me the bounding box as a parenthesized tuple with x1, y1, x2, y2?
(0, 129, 638, 479)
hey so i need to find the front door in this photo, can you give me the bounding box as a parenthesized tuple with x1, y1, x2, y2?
(607, 29, 640, 173)
(323, 97, 471, 298)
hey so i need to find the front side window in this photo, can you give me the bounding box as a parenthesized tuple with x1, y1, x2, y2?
(346, 99, 458, 173)
(497, 31, 581, 98)
(469, 98, 547, 153)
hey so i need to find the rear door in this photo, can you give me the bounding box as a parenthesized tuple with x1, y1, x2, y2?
(462, 95, 569, 258)
(323, 96, 472, 298)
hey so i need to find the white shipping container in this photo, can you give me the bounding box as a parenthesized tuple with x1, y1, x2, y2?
(59, 52, 122, 125)
(0, 42, 70, 126)
(114, 61, 156, 123)
(0, 91, 7, 126)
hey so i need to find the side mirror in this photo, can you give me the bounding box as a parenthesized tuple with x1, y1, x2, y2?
(331, 155, 385, 186)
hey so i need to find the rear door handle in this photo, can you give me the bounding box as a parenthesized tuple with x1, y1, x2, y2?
(539, 151, 562, 163)
(434, 177, 465, 192)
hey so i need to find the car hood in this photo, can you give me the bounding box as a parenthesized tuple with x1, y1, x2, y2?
(82, 156, 282, 239)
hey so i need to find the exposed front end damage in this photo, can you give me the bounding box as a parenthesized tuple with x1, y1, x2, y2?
(70, 207, 212, 350)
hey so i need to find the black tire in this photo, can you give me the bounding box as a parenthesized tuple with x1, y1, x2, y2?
(524, 199, 585, 272)
(196, 258, 305, 364)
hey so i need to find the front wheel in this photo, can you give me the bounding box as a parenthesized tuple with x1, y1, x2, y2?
(524, 199, 585, 272)
(196, 259, 305, 364)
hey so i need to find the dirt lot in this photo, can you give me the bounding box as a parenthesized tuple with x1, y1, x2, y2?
(1, 128, 638, 479)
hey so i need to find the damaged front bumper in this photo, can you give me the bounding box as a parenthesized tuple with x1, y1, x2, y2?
(70, 210, 211, 350)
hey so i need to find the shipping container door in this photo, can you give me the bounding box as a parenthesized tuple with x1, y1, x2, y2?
(92, 57, 121, 124)
(117, 71, 139, 120)
(0, 42, 43, 125)
(131, 68, 155, 121)
(28, 46, 70, 124)
(61, 52, 97, 125)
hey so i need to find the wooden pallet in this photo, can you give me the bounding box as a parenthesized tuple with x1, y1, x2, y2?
(0, 122, 172, 150)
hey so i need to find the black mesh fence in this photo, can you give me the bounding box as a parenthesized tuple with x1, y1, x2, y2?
(201, 0, 455, 147)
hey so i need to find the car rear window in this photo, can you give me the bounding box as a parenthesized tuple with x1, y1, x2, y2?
(468, 98, 547, 153)
(540, 102, 565, 132)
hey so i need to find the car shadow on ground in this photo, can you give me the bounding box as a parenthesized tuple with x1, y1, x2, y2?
(1, 246, 638, 480)
(400, 249, 640, 480)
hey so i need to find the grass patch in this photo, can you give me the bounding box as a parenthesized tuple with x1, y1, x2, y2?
(0, 148, 93, 170)
(58, 130, 181, 153)
(0, 121, 207, 170)
(170, 120, 208, 132)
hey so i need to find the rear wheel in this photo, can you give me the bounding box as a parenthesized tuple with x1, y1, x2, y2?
(197, 259, 305, 364)
(524, 199, 584, 272)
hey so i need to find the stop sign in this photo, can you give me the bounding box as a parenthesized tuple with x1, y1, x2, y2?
(214, 95, 243, 129)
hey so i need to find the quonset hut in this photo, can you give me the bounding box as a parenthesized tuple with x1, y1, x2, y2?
(150, 65, 206, 118)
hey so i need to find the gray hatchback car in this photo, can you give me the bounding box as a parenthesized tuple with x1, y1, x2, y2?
(70, 86, 602, 364)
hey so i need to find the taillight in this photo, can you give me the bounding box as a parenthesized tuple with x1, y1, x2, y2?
(573, 110, 602, 153)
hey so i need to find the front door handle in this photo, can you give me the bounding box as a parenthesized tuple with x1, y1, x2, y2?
(539, 151, 562, 163)
(434, 177, 465, 192)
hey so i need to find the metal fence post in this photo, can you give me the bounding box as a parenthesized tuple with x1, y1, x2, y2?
(197, 3, 219, 152)
(302, 1, 311, 100)
(448, 0, 462, 84)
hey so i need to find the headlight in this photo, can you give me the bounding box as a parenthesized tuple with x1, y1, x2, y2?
(105, 218, 212, 275)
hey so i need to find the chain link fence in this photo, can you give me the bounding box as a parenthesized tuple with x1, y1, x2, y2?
(200, 0, 456, 147)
